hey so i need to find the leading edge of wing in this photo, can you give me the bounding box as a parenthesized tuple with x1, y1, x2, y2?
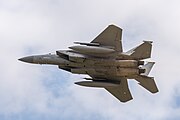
(105, 78, 133, 102)
(91, 25, 123, 52)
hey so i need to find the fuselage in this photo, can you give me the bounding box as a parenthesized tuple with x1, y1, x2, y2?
(19, 51, 145, 80)
(18, 24, 158, 103)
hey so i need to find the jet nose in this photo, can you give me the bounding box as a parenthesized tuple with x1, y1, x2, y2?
(18, 56, 34, 63)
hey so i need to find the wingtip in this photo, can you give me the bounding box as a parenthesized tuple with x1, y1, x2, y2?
(108, 24, 123, 30)
(143, 40, 153, 44)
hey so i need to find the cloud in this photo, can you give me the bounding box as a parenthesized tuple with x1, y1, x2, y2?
(0, 0, 180, 120)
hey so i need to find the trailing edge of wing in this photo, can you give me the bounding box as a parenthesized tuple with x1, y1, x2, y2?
(105, 78, 132, 102)
(91, 25, 123, 52)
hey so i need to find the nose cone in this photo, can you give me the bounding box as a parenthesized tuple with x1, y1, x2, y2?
(18, 56, 34, 63)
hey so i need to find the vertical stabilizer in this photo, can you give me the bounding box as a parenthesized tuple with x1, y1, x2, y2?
(141, 62, 155, 76)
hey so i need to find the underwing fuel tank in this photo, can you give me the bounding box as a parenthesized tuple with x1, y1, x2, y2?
(69, 45, 115, 54)
(75, 81, 119, 87)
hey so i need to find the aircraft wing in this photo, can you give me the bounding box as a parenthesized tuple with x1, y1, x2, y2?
(91, 25, 123, 52)
(105, 78, 133, 102)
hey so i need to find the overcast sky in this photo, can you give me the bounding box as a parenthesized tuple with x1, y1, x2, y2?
(0, 0, 180, 120)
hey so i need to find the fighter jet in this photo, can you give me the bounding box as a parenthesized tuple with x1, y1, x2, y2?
(19, 25, 158, 102)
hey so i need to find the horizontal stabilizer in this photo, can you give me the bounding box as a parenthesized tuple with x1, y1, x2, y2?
(126, 41, 152, 60)
(135, 76, 158, 93)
